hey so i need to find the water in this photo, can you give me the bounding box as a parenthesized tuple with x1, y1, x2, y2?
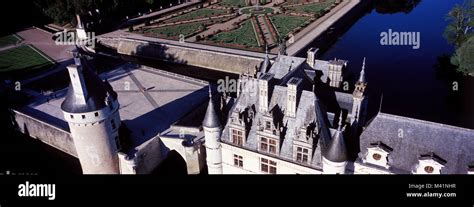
(298, 0, 474, 129)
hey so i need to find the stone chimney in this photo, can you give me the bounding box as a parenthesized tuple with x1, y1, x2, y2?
(306, 48, 319, 68)
(258, 73, 274, 113)
(286, 77, 302, 117)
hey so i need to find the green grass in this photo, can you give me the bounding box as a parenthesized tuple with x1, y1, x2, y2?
(209, 19, 259, 47)
(219, 0, 246, 7)
(270, 15, 310, 38)
(0, 35, 21, 48)
(165, 8, 228, 23)
(0, 45, 53, 73)
(285, 0, 335, 14)
(144, 22, 206, 38)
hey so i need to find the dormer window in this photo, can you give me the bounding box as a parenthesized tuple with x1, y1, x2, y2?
(259, 136, 278, 154)
(365, 141, 393, 168)
(265, 121, 271, 130)
(296, 146, 310, 163)
(231, 128, 244, 147)
(413, 152, 446, 174)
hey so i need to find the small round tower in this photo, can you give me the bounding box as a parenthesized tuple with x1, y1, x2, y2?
(61, 50, 121, 174)
(323, 113, 348, 174)
(202, 87, 223, 174)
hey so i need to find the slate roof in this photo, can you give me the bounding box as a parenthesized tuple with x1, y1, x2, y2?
(220, 55, 352, 169)
(359, 112, 474, 174)
(61, 54, 117, 113)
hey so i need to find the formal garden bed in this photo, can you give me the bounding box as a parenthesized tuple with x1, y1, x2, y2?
(163, 8, 229, 23)
(129, 0, 343, 52)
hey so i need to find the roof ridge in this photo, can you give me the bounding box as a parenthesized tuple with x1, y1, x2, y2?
(378, 112, 474, 132)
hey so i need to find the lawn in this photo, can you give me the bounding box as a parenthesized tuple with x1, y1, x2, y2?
(0, 45, 53, 73)
(269, 15, 310, 38)
(285, 0, 335, 14)
(165, 8, 228, 23)
(0, 45, 54, 79)
(0, 35, 22, 48)
(209, 19, 259, 47)
(143, 22, 206, 38)
(219, 0, 247, 7)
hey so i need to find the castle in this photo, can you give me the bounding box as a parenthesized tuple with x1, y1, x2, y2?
(11, 28, 474, 174)
(202, 49, 474, 175)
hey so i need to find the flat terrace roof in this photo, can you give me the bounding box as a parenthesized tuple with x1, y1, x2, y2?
(24, 63, 210, 153)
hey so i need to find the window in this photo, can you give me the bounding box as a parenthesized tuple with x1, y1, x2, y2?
(265, 121, 271, 130)
(70, 115, 74, 119)
(424, 166, 434, 173)
(296, 147, 309, 163)
(111, 119, 116, 130)
(231, 129, 244, 146)
(94, 112, 99, 117)
(260, 137, 277, 154)
(261, 158, 277, 174)
(372, 153, 382, 161)
(233, 154, 243, 168)
(82, 115, 86, 119)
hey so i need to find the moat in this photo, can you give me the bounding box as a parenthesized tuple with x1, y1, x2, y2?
(297, 0, 474, 129)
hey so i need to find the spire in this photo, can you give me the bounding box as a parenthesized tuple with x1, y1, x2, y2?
(76, 14, 84, 29)
(202, 86, 221, 128)
(324, 113, 347, 163)
(259, 44, 270, 74)
(61, 50, 117, 113)
(358, 57, 366, 83)
(337, 112, 344, 131)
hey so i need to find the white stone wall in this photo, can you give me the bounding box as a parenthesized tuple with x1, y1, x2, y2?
(353, 159, 394, 174)
(204, 126, 223, 174)
(322, 157, 347, 174)
(133, 136, 164, 174)
(65, 100, 121, 174)
(221, 143, 322, 174)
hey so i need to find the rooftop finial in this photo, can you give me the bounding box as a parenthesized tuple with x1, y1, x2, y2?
(265, 44, 268, 54)
(358, 57, 366, 83)
(362, 57, 366, 71)
(338, 112, 344, 131)
(208, 86, 212, 98)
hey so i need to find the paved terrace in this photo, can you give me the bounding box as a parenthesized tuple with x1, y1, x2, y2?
(17, 28, 74, 63)
(24, 63, 210, 154)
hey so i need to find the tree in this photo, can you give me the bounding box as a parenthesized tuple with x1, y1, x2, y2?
(444, 0, 473, 48)
(451, 35, 474, 75)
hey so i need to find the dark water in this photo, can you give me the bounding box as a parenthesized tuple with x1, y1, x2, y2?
(298, 0, 474, 129)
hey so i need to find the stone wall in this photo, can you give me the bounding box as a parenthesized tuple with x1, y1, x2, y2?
(11, 109, 77, 157)
(115, 39, 262, 75)
(221, 143, 323, 174)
